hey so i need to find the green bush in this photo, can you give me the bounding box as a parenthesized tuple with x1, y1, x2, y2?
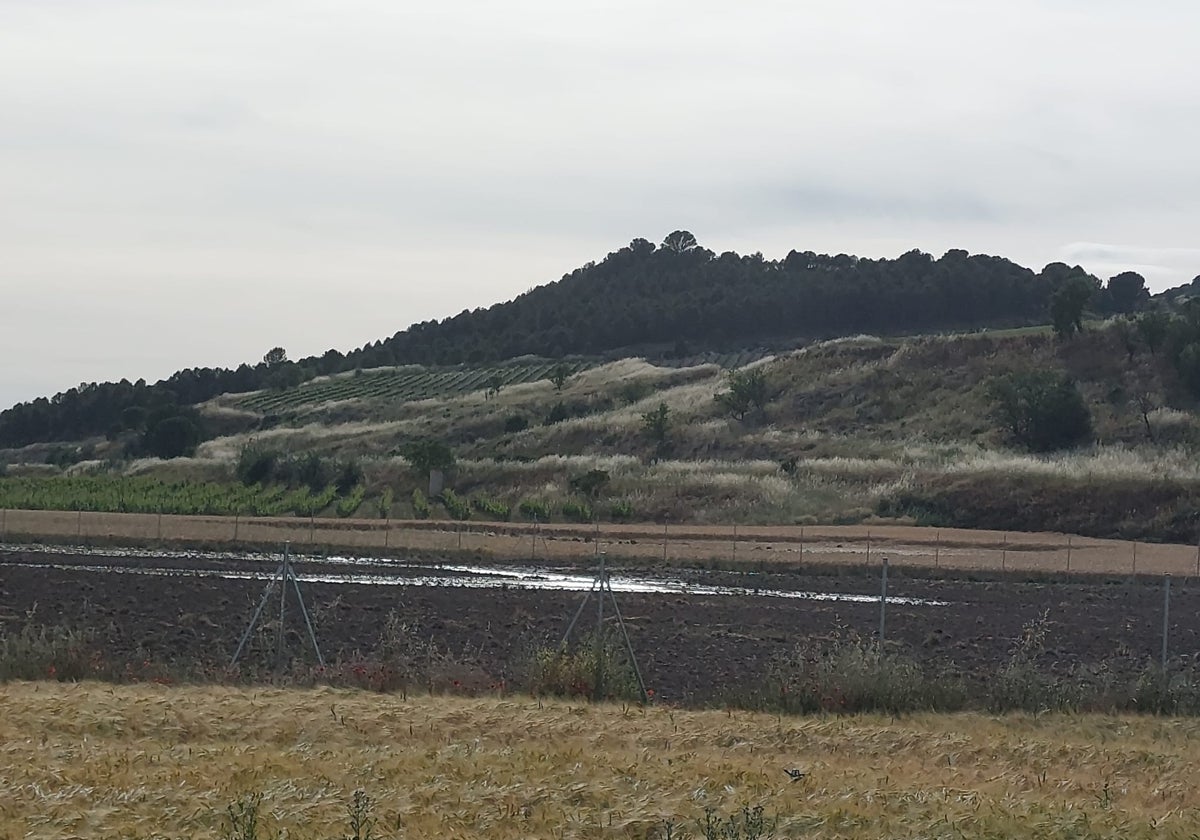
(764, 634, 967, 715)
(544, 401, 570, 425)
(471, 496, 511, 520)
(377, 487, 394, 519)
(569, 469, 610, 498)
(987, 369, 1093, 452)
(335, 485, 366, 518)
(518, 499, 552, 522)
(525, 633, 642, 702)
(334, 459, 364, 495)
(411, 488, 431, 519)
(503, 413, 529, 433)
(609, 499, 635, 521)
(440, 488, 471, 520)
(561, 500, 592, 522)
(235, 446, 277, 486)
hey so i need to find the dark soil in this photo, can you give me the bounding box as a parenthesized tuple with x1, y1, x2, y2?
(2, 547, 1199, 705)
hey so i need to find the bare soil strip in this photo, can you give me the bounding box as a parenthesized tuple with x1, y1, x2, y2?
(2, 508, 1195, 576)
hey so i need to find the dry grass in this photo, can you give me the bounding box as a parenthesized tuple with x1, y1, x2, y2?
(3, 682, 1200, 838)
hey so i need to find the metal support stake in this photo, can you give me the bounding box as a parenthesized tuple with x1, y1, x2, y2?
(290, 559, 325, 667)
(879, 558, 889, 643)
(234, 514, 240, 544)
(231, 563, 284, 667)
(607, 578, 649, 703)
(934, 530, 940, 568)
(799, 526, 804, 564)
(1, 508, 7, 542)
(1002, 534, 1007, 572)
(76, 508, 83, 540)
(866, 530, 872, 566)
(595, 555, 606, 698)
(1162, 575, 1171, 671)
(1133, 541, 1138, 575)
(561, 580, 597, 647)
(732, 524, 738, 564)
(1067, 535, 1073, 572)
(662, 521, 668, 563)
(276, 543, 289, 667)
(532, 516, 538, 562)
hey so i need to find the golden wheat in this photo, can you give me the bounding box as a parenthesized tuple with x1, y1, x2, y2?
(2, 682, 1200, 838)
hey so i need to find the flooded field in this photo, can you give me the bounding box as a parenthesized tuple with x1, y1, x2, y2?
(1, 544, 1197, 703)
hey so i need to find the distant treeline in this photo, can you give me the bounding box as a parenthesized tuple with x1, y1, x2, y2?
(1, 231, 1191, 449)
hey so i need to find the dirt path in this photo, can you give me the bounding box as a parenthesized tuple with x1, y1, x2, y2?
(3, 508, 1196, 576)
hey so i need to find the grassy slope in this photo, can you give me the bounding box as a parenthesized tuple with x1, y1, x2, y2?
(9, 324, 1200, 537)
(3, 681, 1199, 839)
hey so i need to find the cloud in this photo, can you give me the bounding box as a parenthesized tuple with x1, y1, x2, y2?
(2, 0, 1200, 406)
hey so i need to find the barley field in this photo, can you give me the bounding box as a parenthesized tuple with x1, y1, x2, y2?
(2, 682, 1200, 838)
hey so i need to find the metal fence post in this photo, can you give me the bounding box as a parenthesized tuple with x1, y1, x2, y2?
(879, 558, 889, 643)
(662, 520, 668, 563)
(1133, 541, 1138, 575)
(934, 529, 940, 568)
(1001, 534, 1007, 571)
(866, 530, 872, 566)
(799, 526, 804, 564)
(1067, 535, 1072, 573)
(1162, 575, 1171, 671)
(732, 523, 738, 563)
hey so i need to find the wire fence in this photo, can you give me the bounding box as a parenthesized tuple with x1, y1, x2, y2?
(2, 507, 1200, 577)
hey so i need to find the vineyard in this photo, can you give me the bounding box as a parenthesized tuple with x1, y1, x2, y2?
(237, 361, 591, 413)
(0, 476, 349, 517)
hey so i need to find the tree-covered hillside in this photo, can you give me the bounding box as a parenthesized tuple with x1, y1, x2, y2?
(0, 232, 1183, 449)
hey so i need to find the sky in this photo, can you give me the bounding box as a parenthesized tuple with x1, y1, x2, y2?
(3, 1, 1199, 410)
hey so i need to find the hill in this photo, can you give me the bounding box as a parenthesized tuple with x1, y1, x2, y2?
(8, 318, 1200, 540)
(0, 232, 1146, 450)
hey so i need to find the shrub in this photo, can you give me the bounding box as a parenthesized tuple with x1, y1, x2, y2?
(764, 634, 966, 715)
(519, 499, 552, 522)
(471, 496, 511, 520)
(616, 380, 653, 404)
(609, 499, 635, 521)
(544, 401, 570, 425)
(377, 487, 394, 519)
(503, 413, 529, 433)
(525, 633, 642, 702)
(334, 459, 364, 495)
(561, 500, 592, 522)
(335, 485, 366, 518)
(987, 370, 1093, 452)
(440, 488, 471, 520)
(569, 469, 610, 498)
(0, 622, 94, 682)
(292, 452, 332, 493)
(411, 488, 431, 519)
(236, 445, 277, 486)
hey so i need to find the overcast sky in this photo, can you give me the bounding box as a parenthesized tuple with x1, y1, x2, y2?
(3, 1, 1199, 410)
